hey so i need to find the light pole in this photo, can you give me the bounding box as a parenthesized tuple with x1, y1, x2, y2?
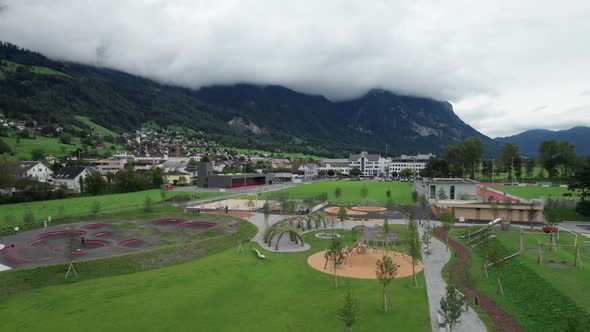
(511, 157, 515, 184)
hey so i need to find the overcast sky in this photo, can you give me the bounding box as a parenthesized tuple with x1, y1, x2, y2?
(1, 0, 589, 138)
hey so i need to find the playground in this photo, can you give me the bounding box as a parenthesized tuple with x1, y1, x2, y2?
(0, 216, 238, 269)
(307, 249, 422, 279)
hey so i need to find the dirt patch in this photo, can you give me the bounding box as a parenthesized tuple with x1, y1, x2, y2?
(307, 249, 423, 279)
(434, 228, 523, 332)
(323, 206, 367, 216)
(350, 206, 387, 212)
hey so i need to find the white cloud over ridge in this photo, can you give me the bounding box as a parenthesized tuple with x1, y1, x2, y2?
(1, 0, 589, 137)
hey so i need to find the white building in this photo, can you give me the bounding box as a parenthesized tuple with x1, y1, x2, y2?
(52, 166, 98, 193)
(16, 161, 53, 183)
(417, 178, 478, 201)
(388, 153, 435, 177)
(348, 151, 387, 177)
(319, 159, 350, 175)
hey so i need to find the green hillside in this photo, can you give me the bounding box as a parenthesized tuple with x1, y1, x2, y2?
(74, 115, 119, 137)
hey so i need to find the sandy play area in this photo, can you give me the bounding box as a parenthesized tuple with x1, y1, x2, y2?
(323, 206, 367, 216)
(350, 205, 387, 212)
(307, 249, 423, 279)
(199, 199, 271, 211)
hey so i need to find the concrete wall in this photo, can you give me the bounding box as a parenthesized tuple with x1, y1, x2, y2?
(435, 202, 545, 223)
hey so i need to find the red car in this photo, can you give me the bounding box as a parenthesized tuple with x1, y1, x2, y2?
(165, 184, 173, 190)
(542, 226, 558, 233)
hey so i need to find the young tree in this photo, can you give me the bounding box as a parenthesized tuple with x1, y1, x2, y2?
(399, 168, 413, 179)
(488, 239, 505, 296)
(439, 285, 465, 331)
(326, 239, 345, 288)
(490, 201, 500, 220)
(262, 201, 271, 231)
(360, 185, 368, 200)
(334, 187, 342, 202)
(437, 187, 448, 200)
(407, 218, 422, 287)
(338, 290, 360, 332)
(90, 200, 101, 216)
(337, 205, 347, 230)
(462, 137, 483, 179)
(376, 255, 398, 312)
(411, 190, 419, 205)
(143, 196, 153, 213)
(500, 142, 520, 182)
(56, 205, 65, 221)
(160, 188, 167, 201)
(527, 202, 539, 231)
(386, 189, 391, 200)
(246, 197, 256, 210)
(439, 210, 455, 251)
(419, 194, 429, 224)
(422, 221, 432, 256)
(23, 209, 35, 224)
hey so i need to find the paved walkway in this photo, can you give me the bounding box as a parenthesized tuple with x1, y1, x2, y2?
(422, 225, 486, 332)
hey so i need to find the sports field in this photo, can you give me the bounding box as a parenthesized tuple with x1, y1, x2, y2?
(0, 227, 430, 331)
(0, 189, 222, 227)
(490, 185, 576, 199)
(448, 227, 590, 331)
(260, 180, 414, 205)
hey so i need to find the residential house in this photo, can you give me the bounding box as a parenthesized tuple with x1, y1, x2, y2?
(16, 161, 54, 183)
(52, 166, 98, 192)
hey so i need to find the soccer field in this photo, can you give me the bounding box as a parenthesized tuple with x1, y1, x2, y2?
(260, 180, 414, 205)
(490, 185, 576, 199)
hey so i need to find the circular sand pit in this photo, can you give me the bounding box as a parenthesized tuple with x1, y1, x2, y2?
(81, 223, 103, 229)
(307, 250, 423, 279)
(179, 221, 216, 228)
(323, 206, 367, 216)
(119, 239, 144, 247)
(350, 206, 387, 212)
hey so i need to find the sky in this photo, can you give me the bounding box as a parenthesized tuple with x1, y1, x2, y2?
(0, 0, 589, 138)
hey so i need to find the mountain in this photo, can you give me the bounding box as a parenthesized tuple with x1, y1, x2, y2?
(495, 127, 590, 156)
(0, 42, 497, 157)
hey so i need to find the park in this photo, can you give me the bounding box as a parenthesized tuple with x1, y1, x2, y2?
(0, 178, 589, 331)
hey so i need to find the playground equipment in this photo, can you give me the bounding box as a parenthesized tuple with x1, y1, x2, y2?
(252, 248, 266, 259)
(461, 218, 502, 248)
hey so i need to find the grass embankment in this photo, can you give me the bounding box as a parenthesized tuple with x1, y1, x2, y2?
(259, 180, 414, 205)
(74, 115, 119, 137)
(448, 226, 590, 331)
(4, 136, 81, 160)
(0, 224, 430, 331)
(0, 189, 223, 227)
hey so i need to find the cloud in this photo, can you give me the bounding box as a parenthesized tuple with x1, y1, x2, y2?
(0, 0, 590, 136)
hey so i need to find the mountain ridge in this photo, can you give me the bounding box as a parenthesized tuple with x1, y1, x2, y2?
(495, 126, 590, 156)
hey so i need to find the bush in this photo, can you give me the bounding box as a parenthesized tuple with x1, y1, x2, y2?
(575, 200, 590, 216)
(23, 210, 35, 223)
(144, 196, 153, 213)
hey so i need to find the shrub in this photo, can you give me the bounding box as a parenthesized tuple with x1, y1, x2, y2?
(575, 200, 590, 216)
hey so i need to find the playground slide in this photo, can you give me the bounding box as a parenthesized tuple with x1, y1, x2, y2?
(459, 218, 502, 239)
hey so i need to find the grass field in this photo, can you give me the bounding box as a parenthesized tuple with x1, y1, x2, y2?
(449, 227, 590, 331)
(0, 189, 223, 227)
(260, 180, 414, 205)
(74, 115, 119, 137)
(0, 226, 430, 331)
(0, 60, 71, 79)
(489, 185, 576, 199)
(4, 136, 81, 160)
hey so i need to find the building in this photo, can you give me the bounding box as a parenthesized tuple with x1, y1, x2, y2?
(388, 153, 434, 177)
(298, 164, 318, 181)
(94, 158, 127, 175)
(52, 166, 98, 192)
(319, 159, 350, 175)
(418, 178, 478, 201)
(197, 162, 273, 189)
(348, 151, 387, 177)
(433, 201, 545, 224)
(16, 161, 53, 183)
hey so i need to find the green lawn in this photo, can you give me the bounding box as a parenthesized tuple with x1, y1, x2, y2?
(74, 115, 119, 137)
(0, 60, 71, 79)
(5, 136, 81, 160)
(449, 227, 590, 331)
(489, 185, 575, 199)
(261, 180, 414, 205)
(0, 189, 222, 227)
(0, 226, 430, 331)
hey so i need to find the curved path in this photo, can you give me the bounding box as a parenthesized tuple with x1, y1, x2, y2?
(422, 226, 487, 332)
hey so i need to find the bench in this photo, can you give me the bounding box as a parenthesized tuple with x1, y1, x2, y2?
(252, 249, 266, 259)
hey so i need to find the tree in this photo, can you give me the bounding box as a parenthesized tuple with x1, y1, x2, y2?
(407, 218, 422, 287)
(56, 205, 65, 220)
(443, 144, 465, 177)
(385, 189, 391, 200)
(490, 201, 500, 220)
(84, 171, 107, 195)
(246, 197, 255, 210)
(527, 202, 539, 231)
(327, 169, 336, 177)
(318, 169, 327, 177)
(262, 201, 271, 231)
(488, 239, 505, 296)
(376, 255, 397, 312)
(338, 290, 360, 332)
(421, 158, 450, 178)
(23, 209, 35, 224)
(334, 187, 342, 202)
(144, 196, 153, 213)
(462, 137, 483, 179)
(437, 187, 448, 200)
(31, 148, 45, 161)
(160, 188, 167, 200)
(350, 167, 361, 177)
(539, 139, 576, 179)
(399, 168, 413, 179)
(0, 154, 17, 189)
(90, 200, 101, 216)
(568, 156, 590, 201)
(177, 176, 188, 186)
(411, 190, 419, 205)
(439, 285, 465, 331)
(500, 143, 520, 182)
(359, 185, 368, 200)
(326, 239, 346, 287)
(439, 210, 455, 251)
(58, 132, 73, 144)
(524, 158, 536, 179)
(337, 205, 347, 229)
(0, 138, 12, 154)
